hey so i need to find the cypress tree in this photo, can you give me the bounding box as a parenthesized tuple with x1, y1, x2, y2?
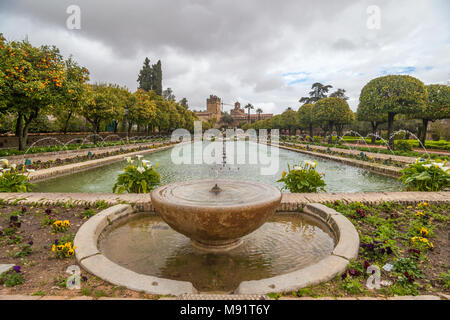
(152, 60, 163, 95)
(137, 57, 153, 91)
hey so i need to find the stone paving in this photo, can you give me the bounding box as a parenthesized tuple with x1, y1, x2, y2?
(0, 294, 446, 300)
(0, 191, 448, 213)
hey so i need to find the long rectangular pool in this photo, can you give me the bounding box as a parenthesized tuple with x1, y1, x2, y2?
(34, 141, 403, 193)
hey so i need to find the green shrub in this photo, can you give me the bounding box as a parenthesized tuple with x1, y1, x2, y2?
(395, 140, 413, 152)
(399, 159, 449, 191)
(431, 131, 440, 141)
(278, 161, 326, 193)
(113, 156, 160, 194)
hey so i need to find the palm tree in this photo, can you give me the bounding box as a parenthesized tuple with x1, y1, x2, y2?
(256, 108, 263, 120)
(244, 103, 254, 123)
(299, 82, 333, 104)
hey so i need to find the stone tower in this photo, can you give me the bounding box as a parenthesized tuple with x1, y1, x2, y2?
(206, 95, 222, 122)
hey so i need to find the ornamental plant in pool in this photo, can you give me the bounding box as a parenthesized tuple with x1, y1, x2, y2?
(112, 155, 160, 194)
(0, 159, 34, 192)
(399, 158, 449, 191)
(278, 160, 326, 193)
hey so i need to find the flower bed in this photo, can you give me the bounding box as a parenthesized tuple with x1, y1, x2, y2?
(5, 140, 175, 173)
(0, 201, 157, 299)
(272, 202, 449, 299)
(281, 137, 450, 160)
(280, 142, 408, 168)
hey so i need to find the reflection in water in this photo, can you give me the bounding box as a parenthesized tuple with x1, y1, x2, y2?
(99, 213, 335, 292)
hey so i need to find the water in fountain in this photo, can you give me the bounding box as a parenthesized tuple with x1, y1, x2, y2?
(390, 130, 429, 157)
(99, 212, 335, 292)
(24, 137, 68, 154)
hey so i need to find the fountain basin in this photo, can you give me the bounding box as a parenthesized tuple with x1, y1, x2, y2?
(74, 203, 359, 295)
(150, 179, 282, 251)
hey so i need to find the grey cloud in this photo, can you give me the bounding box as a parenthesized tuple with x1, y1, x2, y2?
(0, 0, 448, 113)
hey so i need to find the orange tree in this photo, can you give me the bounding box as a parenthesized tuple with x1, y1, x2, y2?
(414, 84, 449, 145)
(315, 97, 354, 143)
(359, 75, 427, 149)
(0, 35, 68, 150)
(128, 89, 156, 135)
(80, 83, 124, 142)
(52, 57, 90, 133)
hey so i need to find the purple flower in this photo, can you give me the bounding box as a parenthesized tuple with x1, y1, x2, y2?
(378, 248, 386, 255)
(349, 268, 360, 277)
(363, 260, 370, 270)
(81, 276, 88, 282)
(356, 208, 366, 218)
(9, 215, 18, 222)
(28, 240, 33, 246)
(45, 208, 52, 215)
(21, 206, 27, 213)
(13, 265, 21, 273)
(386, 247, 393, 255)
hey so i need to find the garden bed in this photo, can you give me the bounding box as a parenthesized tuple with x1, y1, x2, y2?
(0, 199, 448, 299)
(281, 137, 450, 160)
(0, 201, 158, 299)
(274, 202, 449, 299)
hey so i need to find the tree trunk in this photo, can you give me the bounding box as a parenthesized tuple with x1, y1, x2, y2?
(309, 124, 313, 141)
(63, 111, 73, 134)
(421, 119, 428, 146)
(17, 114, 25, 151)
(370, 121, 378, 144)
(328, 122, 333, 144)
(387, 112, 395, 150)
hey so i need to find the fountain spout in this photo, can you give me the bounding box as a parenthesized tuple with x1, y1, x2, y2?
(210, 184, 222, 194)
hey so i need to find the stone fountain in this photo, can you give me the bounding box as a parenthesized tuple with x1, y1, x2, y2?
(151, 179, 282, 251)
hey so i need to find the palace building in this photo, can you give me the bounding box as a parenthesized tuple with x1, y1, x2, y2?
(195, 95, 273, 127)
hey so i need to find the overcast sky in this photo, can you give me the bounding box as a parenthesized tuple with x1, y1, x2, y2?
(1, 0, 449, 114)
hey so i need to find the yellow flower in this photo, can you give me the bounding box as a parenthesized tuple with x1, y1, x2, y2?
(419, 237, 428, 243)
(68, 249, 74, 256)
(56, 245, 64, 251)
(429, 242, 434, 249)
(281, 171, 287, 179)
(420, 228, 429, 237)
(415, 211, 425, 217)
(407, 206, 413, 209)
(411, 237, 418, 243)
(51, 244, 56, 252)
